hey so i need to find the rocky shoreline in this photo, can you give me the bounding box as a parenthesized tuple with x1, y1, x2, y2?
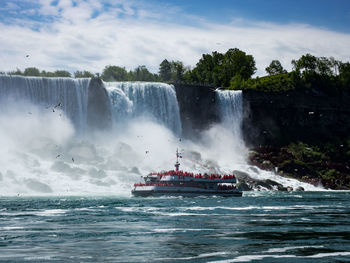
(233, 170, 305, 192)
(247, 145, 350, 190)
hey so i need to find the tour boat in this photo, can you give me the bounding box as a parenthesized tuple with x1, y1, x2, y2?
(131, 150, 242, 197)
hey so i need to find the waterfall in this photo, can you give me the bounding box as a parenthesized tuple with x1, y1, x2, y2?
(0, 76, 182, 135)
(216, 89, 243, 139)
(105, 82, 182, 136)
(0, 75, 90, 131)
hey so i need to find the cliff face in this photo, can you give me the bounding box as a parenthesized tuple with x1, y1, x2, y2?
(174, 84, 219, 138)
(242, 89, 350, 147)
(172, 84, 350, 147)
(87, 78, 112, 130)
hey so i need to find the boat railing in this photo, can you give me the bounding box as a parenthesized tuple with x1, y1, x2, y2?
(148, 171, 236, 180)
(134, 183, 237, 189)
(134, 183, 206, 188)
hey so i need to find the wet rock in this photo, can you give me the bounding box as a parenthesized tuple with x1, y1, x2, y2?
(262, 160, 274, 169)
(242, 89, 350, 146)
(278, 187, 288, 191)
(295, 186, 305, 191)
(236, 182, 252, 191)
(265, 179, 283, 188)
(87, 77, 112, 130)
(174, 83, 218, 138)
(254, 180, 275, 190)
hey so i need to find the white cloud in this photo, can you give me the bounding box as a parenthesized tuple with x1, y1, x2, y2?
(0, 0, 349, 76)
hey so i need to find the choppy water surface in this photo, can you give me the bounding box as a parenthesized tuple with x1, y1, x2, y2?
(1, 192, 350, 262)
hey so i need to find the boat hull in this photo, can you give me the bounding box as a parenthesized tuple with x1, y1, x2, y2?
(131, 189, 242, 197)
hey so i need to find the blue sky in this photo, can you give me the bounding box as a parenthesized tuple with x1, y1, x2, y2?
(156, 0, 350, 33)
(0, 0, 349, 76)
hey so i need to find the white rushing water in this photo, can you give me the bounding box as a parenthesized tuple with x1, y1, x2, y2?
(105, 82, 182, 136)
(0, 75, 90, 132)
(0, 76, 321, 195)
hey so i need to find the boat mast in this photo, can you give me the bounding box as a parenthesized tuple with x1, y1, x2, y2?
(175, 148, 180, 171)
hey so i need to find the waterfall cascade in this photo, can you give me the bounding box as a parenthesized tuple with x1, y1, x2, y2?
(216, 90, 243, 138)
(105, 82, 182, 136)
(0, 75, 90, 131)
(0, 76, 181, 135)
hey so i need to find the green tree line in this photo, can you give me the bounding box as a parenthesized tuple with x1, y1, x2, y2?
(230, 54, 350, 92)
(2, 48, 350, 92)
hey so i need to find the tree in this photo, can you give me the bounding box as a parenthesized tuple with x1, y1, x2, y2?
(129, 65, 157, 81)
(329, 57, 341, 75)
(172, 61, 186, 82)
(8, 68, 23, 76)
(74, 70, 95, 78)
(53, 70, 71, 77)
(23, 67, 40, 76)
(222, 48, 256, 85)
(40, 70, 56, 77)
(339, 62, 350, 90)
(101, 65, 128, 81)
(316, 57, 333, 76)
(187, 48, 256, 87)
(265, 60, 287, 75)
(159, 59, 172, 81)
(292, 53, 317, 73)
(291, 54, 343, 91)
(192, 52, 224, 85)
(229, 75, 244, 90)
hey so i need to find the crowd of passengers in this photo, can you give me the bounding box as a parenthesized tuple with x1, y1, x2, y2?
(149, 170, 235, 179)
(134, 183, 236, 190)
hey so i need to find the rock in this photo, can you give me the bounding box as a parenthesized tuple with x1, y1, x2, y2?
(236, 182, 252, 191)
(174, 83, 218, 138)
(242, 89, 350, 146)
(87, 77, 112, 130)
(286, 186, 293, 192)
(295, 186, 305, 191)
(265, 179, 282, 187)
(277, 185, 288, 191)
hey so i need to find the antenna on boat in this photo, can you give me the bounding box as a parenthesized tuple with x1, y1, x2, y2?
(175, 148, 181, 171)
